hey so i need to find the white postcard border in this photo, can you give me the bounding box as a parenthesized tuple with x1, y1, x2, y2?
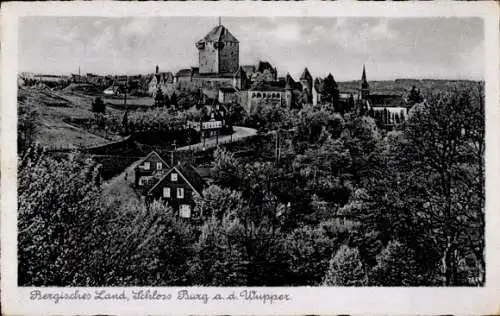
(2, 1, 499, 315)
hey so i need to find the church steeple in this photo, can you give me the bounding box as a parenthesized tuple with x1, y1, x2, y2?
(360, 64, 369, 100)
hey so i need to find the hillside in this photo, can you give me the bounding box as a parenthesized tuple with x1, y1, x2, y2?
(337, 79, 480, 95)
(18, 86, 111, 148)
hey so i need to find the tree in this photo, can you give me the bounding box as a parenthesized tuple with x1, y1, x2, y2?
(99, 200, 197, 286)
(194, 185, 246, 220)
(408, 85, 423, 105)
(187, 215, 248, 286)
(170, 91, 178, 108)
(321, 73, 339, 106)
(345, 83, 485, 286)
(154, 88, 164, 107)
(163, 92, 171, 108)
(213, 147, 243, 189)
(283, 225, 338, 285)
(18, 100, 39, 153)
(18, 146, 107, 286)
(397, 84, 484, 285)
(322, 245, 368, 286)
(121, 110, 129, 134)
(91, 97, 105, 113)
(370, 240, 422, 286)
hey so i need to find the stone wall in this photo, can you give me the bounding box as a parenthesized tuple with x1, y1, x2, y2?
(218, 42, 239, 74)
(199, 41, 219, 74)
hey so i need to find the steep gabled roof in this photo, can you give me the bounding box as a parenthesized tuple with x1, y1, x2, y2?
(257, 61, 275, 73)
(134, 151, 170, 171)
(300, 68, 312, 81)
(177, 164, 207, 194)
(202, 25, 239, 43)
(147, 164, 207, 196)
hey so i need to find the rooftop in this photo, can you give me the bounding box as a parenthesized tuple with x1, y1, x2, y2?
(201, 24, 239, 43)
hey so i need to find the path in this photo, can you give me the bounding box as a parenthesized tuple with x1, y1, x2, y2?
(177, 126, 257, 151)
(102, 126, 257, 187)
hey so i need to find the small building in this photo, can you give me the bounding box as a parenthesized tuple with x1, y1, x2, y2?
(148, 67, 175, 96)
(146, 164, 207, 218)
(103, 85, 120, 96)
(368, 94, 409, 126)
(218, 87, 237, 104)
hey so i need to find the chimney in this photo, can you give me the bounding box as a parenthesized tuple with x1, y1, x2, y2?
(155, 65, 159, 74)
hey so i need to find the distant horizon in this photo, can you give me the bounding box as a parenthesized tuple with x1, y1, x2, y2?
(19, 70, 483, 83)
(19, 16, 484, 81)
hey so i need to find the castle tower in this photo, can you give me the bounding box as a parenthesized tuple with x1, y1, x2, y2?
(196, 20, 239, 74)
(300, 67, 313, 103)
(360, 64, 370, 100)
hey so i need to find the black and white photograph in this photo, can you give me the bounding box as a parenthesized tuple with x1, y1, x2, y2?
(2, 2, 500, 315)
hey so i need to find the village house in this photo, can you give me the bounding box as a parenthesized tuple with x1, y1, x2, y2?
(133, 150, 208, 219)
(148, 66, 175, 97)
(146, 163, 207, 218)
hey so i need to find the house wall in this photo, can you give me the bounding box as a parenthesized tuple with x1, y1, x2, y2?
(372, 106, 408, 125)
(149, 170, 200, 215)
(176, 77, 233, 93)
(243, 90, 284, 114)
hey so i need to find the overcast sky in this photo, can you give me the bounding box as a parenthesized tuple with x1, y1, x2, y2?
(19, 16, 484, 81)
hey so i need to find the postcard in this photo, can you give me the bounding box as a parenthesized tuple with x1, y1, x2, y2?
(1, 1, 499, 315)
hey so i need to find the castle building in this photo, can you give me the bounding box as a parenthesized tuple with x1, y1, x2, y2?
(196, 23, 239, 74)
(149, 20, 302, 111)
(356, 66, 410, 126)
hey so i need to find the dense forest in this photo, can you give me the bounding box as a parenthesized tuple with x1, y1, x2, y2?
(18, 82, 484, 286)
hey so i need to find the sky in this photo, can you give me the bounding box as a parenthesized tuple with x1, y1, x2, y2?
(18, 16, 484, 81)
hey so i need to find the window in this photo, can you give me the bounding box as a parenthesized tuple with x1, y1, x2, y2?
(143, 162, 150, 170)
(138, 177, 144, 186)
(177, 188, 184, 199)
(171, 173, 178, 181)
(157, 162, 162, 170)
(180, 204, 191, 218)
(163, 187, 171, 198)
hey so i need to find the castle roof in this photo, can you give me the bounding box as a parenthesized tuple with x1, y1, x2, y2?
(300, 68, 312, 81)
(202, 25, 239, 43)
(257, 61, 275, 73)
(285, 74, 295, 90)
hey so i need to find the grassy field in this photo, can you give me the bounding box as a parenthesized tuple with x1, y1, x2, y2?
(19, 86, 117, 148)
(103, 96, 154, 109)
